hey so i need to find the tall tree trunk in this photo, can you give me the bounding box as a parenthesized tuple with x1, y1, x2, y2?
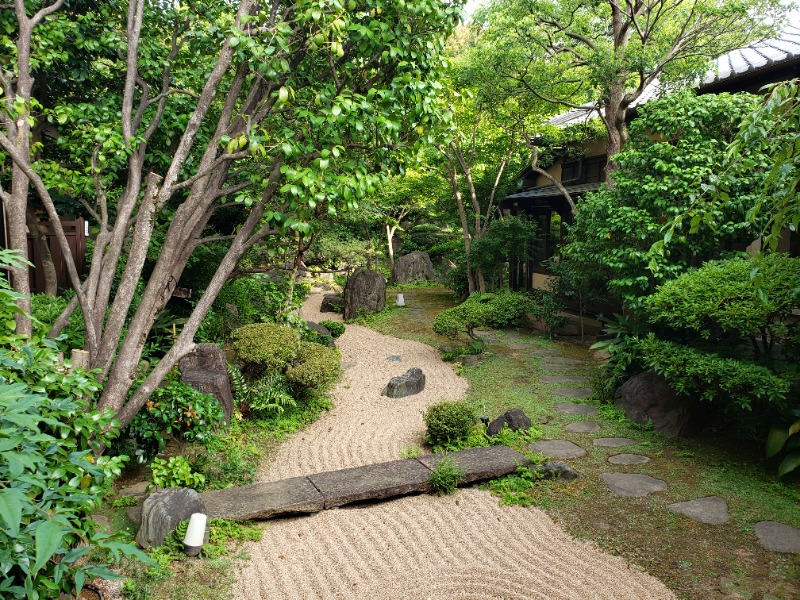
(386, 223, 396, 275)
(445, 162, 475, 294)
(25, 206, 57, 295)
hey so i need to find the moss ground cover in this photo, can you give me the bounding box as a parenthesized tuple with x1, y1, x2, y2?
(364, 285, 800, 600)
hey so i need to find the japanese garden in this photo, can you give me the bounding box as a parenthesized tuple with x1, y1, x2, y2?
(1, 0, 799, 598)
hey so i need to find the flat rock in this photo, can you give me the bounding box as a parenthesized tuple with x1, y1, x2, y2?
(540, 356, 583, 364)
(530, 348, 562, 356)
(667, 496, 729, 525)
(540, 363, 579, 372)
(754, 521, 800, 553)
(599, 473, 667, 497)
(508, 343, 533, 350)
(118, 481, 149, 497)
(608, 454, 650, 465)
(202, 476, 323, 521)
(417, 446, 531, 484)
(553, 388, 592, 399)
(593, 437, 636, 447)
(309, 460, 431, 509)
(530, 439, 587, 459)
(565, 421, 601, 433)
(541, 375, 588, 385)
(554, 402, 598, 416)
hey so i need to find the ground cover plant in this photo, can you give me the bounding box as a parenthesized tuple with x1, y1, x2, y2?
(360, 285, 800, 600)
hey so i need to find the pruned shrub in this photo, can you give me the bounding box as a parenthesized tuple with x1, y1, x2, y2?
(285, 341, 342, 393)
(432, 291, 533, 340)
(231, 322, 300, 373)
(424, 400, 476, 447)
(645, 254, 800, 356)
(320, 320, 345, 338)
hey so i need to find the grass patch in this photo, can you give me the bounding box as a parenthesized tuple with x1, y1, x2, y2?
(428, 456, 466, 495)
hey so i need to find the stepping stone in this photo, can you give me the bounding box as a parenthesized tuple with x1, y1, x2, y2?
(540, 363, 579, 372)
(667, 496, 729, 525)
(202, 476, 324, 520)
(593, 437, 636, 447)
(553, 388, 592, 399)
(508, 343, 533, 350)
(530, 439, 587, 459)
(541, 375, 588, 384)
(754, 521, 800, 553)
(417, 446, 531, 485)
(308, 460, 431, 509)
(565, 421, 601, 433)
(599, 473, 667, 497)
(608, 454, 650, 465)
(554, 402, 598, 416)
(540, 356, 583, 364)
(530, 348, 562, 356)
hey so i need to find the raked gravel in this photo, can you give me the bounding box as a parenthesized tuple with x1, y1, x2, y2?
(232, 290, 675, 599)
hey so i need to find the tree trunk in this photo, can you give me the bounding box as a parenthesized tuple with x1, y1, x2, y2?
(386, 223, 396, 275)
(25, 206, 57, 295)
(446, 162, 475, 293)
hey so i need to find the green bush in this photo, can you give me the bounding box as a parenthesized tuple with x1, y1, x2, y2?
(635, 334, 790, 412)
(127, 380, 225, 460)
(432, 291, 533, 340)
(285, 341, 342, 393)
(424, 400, 476, 447)
(227, 365, 297, 417)
(150, 456, 206, 490)
(428, 457, 465, 495)
(319, 320, 345, 338)
(0, 250, 153, 597)
(645, 254, 800, 356)
(231, 322, 300, 372)
(301, 327, 334, 347)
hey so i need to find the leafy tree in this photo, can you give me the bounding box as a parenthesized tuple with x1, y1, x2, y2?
(469, 214, 538, 290)
(472, 0, 784, 175)
(1, 0, 462, 430)
(562, 91, 767, 308)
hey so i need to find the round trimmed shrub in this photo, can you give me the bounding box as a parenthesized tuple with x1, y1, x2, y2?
(231, 323, 300, 372)
(320, 320, 345, 338)
(285, 341, 342, 393)
(424, 400, 476, 447)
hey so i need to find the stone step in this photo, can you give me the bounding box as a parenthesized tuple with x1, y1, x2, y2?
(201, 446, 532, 521)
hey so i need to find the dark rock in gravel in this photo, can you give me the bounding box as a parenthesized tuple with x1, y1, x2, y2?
(135, 488, 207, 548)
(343, 270, 386, 320)
(383, 367, 426, 398)
(487, 408, 532, 436)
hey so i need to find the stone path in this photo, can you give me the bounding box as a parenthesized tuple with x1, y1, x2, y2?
(525, 342, 800, 556)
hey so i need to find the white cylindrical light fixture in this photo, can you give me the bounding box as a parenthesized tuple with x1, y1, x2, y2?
(183, 512, 207, 557)
(396, 293, 405, 307)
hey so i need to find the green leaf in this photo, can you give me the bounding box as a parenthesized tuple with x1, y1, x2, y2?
(0, 488, 26, 538)
(34, 521, 64, 574)
(777, 449, 800, 478)
(766, 427, 789, 458)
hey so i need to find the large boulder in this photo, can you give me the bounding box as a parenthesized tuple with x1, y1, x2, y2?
(383, 367, 426, 398)
(180, 343, 234, 422)
(614, 371, 696, 436)
(392, 250, 435, 284)
(487, 408, 532, 437)
(135, 488, 207, 549)
(343, 270, 386, 320)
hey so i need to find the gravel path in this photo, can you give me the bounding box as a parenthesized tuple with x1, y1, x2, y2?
(232, 290, 675, 600)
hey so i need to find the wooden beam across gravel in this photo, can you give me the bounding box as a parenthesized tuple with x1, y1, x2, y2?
(201, 445, 532, 521)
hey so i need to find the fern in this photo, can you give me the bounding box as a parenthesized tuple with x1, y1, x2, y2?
(227, 364, 296, 417)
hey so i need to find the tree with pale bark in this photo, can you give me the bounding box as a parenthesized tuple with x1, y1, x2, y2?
(0, 0, 462, 430)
